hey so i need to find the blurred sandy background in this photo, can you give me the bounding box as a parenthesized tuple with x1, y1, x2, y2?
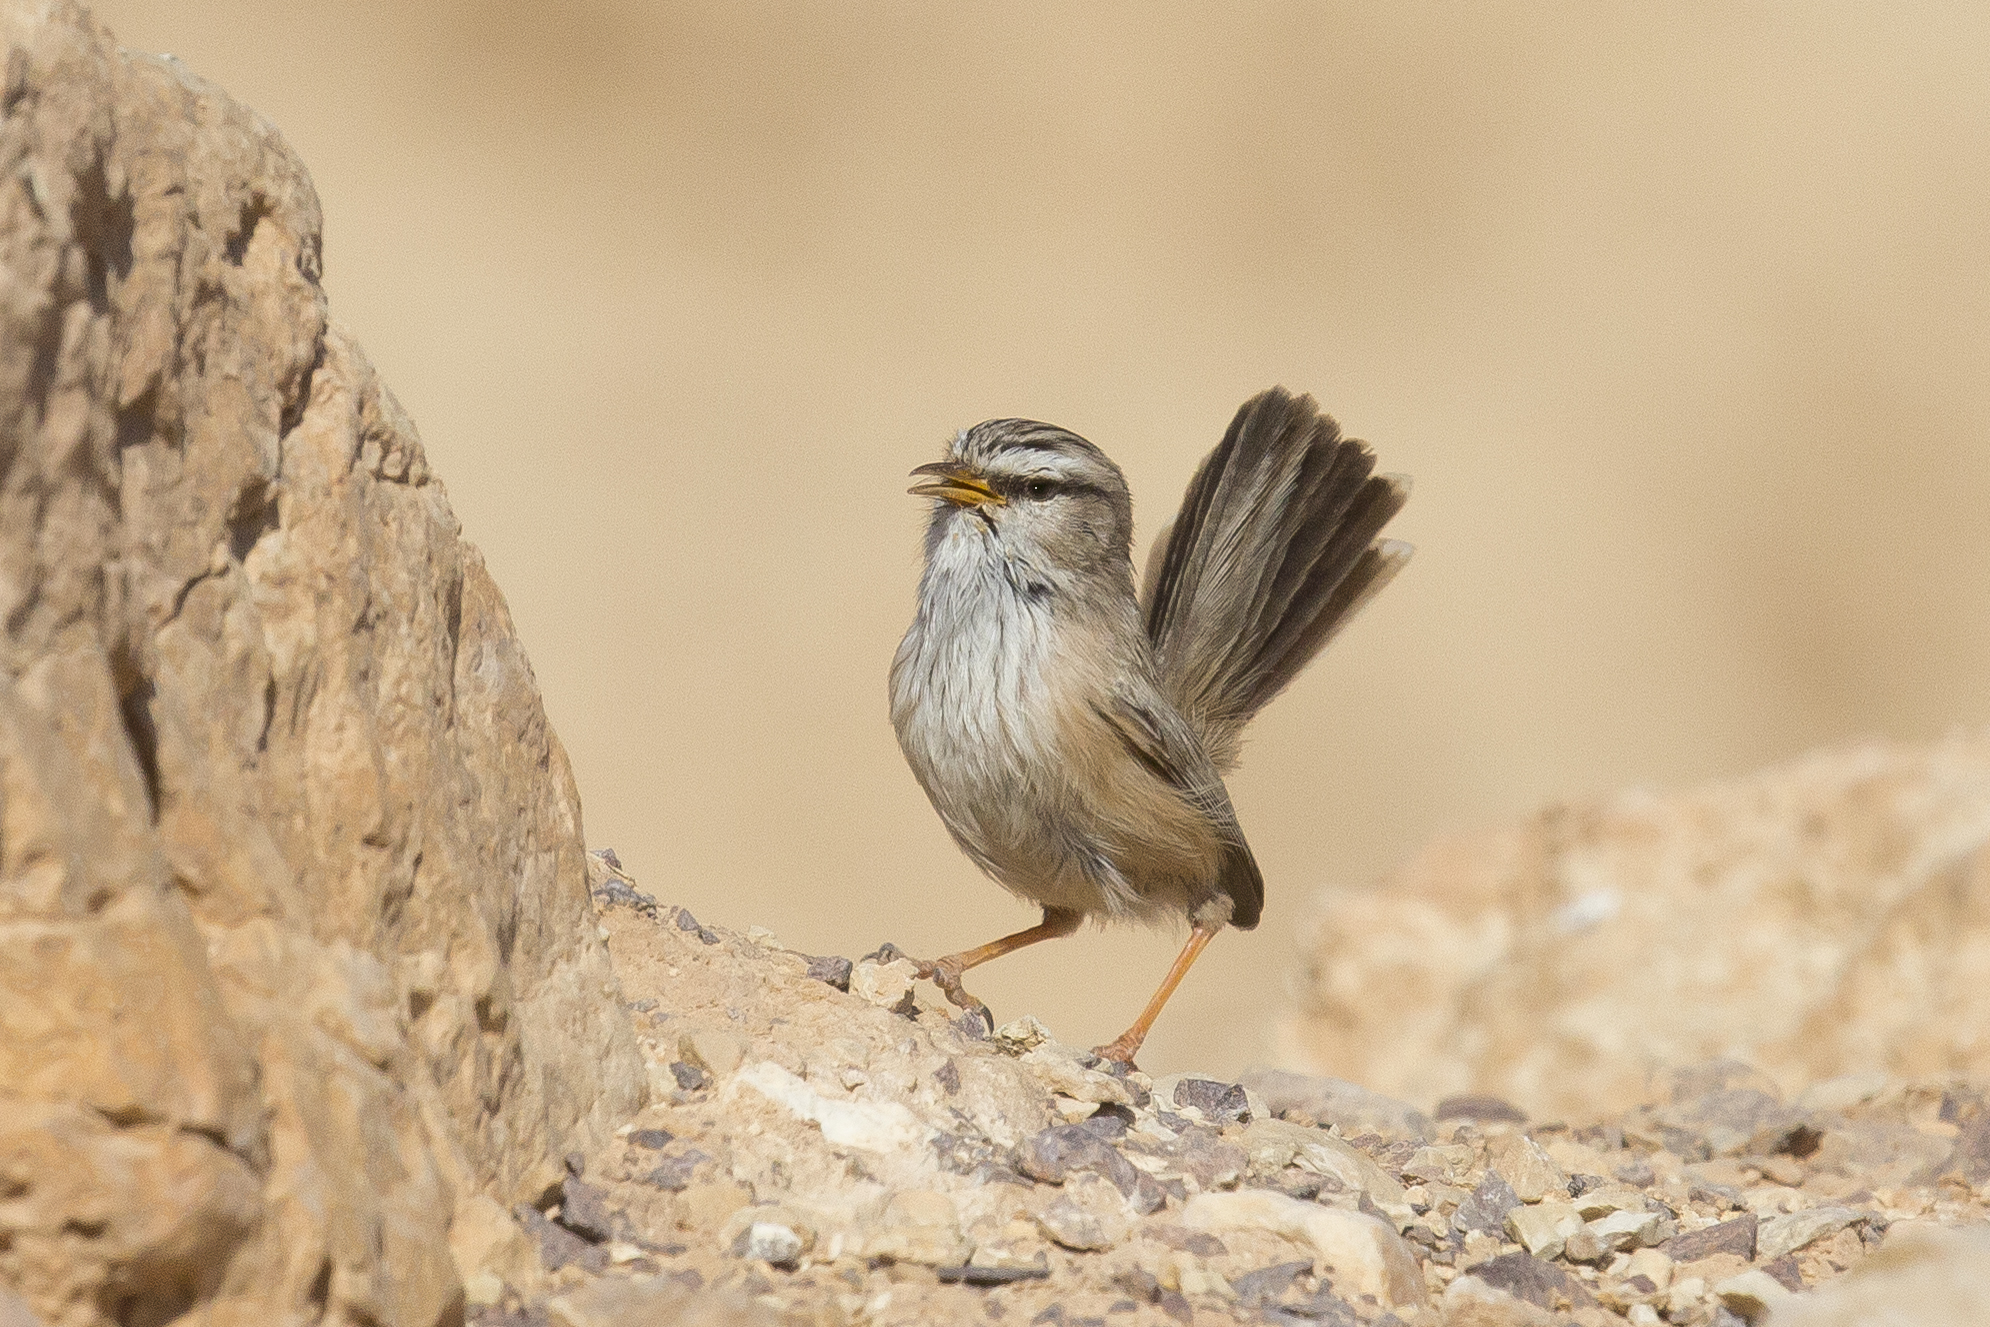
(88, 1, 1990, 1077)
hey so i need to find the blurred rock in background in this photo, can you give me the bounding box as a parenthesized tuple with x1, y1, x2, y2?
(1283, 732, 1990, 1120)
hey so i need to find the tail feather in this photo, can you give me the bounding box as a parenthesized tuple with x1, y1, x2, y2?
(1141, 388, 1411, 768)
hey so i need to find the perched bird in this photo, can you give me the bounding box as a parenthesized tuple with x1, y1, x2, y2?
(888, 387, 1410, 1064)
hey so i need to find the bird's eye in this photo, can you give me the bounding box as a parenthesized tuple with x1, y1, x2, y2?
(1024, 479, 1056, 500)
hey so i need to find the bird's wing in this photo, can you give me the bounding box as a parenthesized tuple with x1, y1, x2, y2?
(1091, 688, 1265, 929)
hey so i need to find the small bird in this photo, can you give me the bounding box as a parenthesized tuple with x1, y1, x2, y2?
(888, 387, 1410, 1065)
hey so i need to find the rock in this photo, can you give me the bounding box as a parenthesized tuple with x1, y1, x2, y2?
(732, 1221, 805, 1267)
(1125, 1126, 1248, 1192)
(0, 1291, 44, 1327)
(804, 955, 854, 991)
(1465, 1252, 1595, 1313)
(1437, 1094, 1529, 1125)
(1168, 1076, 1251, 1124)
(734, 1060, 931, 1152)
(1452, 1172, 1522, 1236)
(0, 8, 646, 1326)
(1442, 1275, 1561, 1326)
(554, 1180, 620, 1244)
(546, 1277, 670, 1327)
(1180, 1190, 1425, 1310)
(1034, 1196, 1115, 1251)
(1664, 1213, 1758, 1263)
(1238, 1069, 1435, 1142)
(1238, 1119, 1406, 1206)
(1283, 736, 1990, 1118)
(1768, 1223, 1990, 1327)
(628, 1129, 674, 1150)
(1504, 1201, 1584, 1260)
(1712, 1269, 1794, 1324)
(679, 1029, 748, 1079)
(449, 1193, 541, 1293)
(1563, 1209, 1662, 1262)
(1624, 1247, 1674, 1291)
(1021, 1045, 1135, 1106)
(1659, 1088, 1807, 1158)
(1485, 1134, 1570, 1204)
(1756, 1207, 1864, 1261)
(1569, 1186, 1647, 1220)
(1231, 1259, 1313, 1306)
(849, 957, 919, 1011)
(1018, 1124, 1140, 1194)
(516, 1204, 605, 1273)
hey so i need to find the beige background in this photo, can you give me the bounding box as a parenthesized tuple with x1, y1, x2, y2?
(88, 1, 1990, 1079)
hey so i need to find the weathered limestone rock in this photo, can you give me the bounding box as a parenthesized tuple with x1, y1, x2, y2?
(1766, 1223, 1990, 1327)
(1283, 733, 1990, 1117)
(0, 4, 644, 1324)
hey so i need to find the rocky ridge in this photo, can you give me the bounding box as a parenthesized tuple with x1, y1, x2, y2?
(458, 852, 1990, 1327)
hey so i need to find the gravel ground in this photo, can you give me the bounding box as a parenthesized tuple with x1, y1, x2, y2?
(463, 853, 1990, 1327)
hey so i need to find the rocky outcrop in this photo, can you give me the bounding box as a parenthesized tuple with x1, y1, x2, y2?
(450, 854, 1990, 1327)
(0, 4, 644, 1325)
(1280, 733, 1990, 1121)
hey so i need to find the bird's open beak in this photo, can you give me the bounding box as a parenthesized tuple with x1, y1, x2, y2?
(908, 461, 1005, 507)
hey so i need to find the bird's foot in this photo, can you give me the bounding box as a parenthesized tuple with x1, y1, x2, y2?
(868, 943, 995, 1030)
(1090, 1032, 1143, 1068)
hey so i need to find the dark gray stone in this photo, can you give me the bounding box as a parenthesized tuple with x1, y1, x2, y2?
(933, 1059, 961, 1095)
(1452, 1170, 1521, 1235)
(937, 1261, 1050, 1285)
(1017, 1124, 1141, 1196)
(670, 1060, 710, 1091)
(1173, 1077, 1251, 1123)
(628, 1127, 674, 1150)
(514, 1202, 605, 1272)
(590, 877, 658, 917)
(673, 907, 719, 945)
(1468, 1252, 1595, 1310)
(1435, 1093, 1527, 1125)
(1663, 1213, 1758, 1263)
(555, 1179, 618, 1243)
(805, 954, 853, 990)
(1140, 1224, 1227, 1257)
(1231, 1260, 1312, 1306)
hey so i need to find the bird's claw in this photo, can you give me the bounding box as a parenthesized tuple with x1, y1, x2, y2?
(867, 943, 995, 1026)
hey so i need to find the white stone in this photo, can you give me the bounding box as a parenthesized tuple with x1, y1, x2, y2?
(849, 958, 918, 1009)
(738, 1221, 804, 1266)
(1180, 1189, 1425, 1310)
(735, 1060, 932, 1153)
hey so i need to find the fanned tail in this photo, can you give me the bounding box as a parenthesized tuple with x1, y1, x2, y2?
(1141, 387, 1411, 769)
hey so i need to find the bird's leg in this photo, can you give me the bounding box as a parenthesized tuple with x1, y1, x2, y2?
(1092, 918, 1223, 1067)
(880, 907, 1082, 1024)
